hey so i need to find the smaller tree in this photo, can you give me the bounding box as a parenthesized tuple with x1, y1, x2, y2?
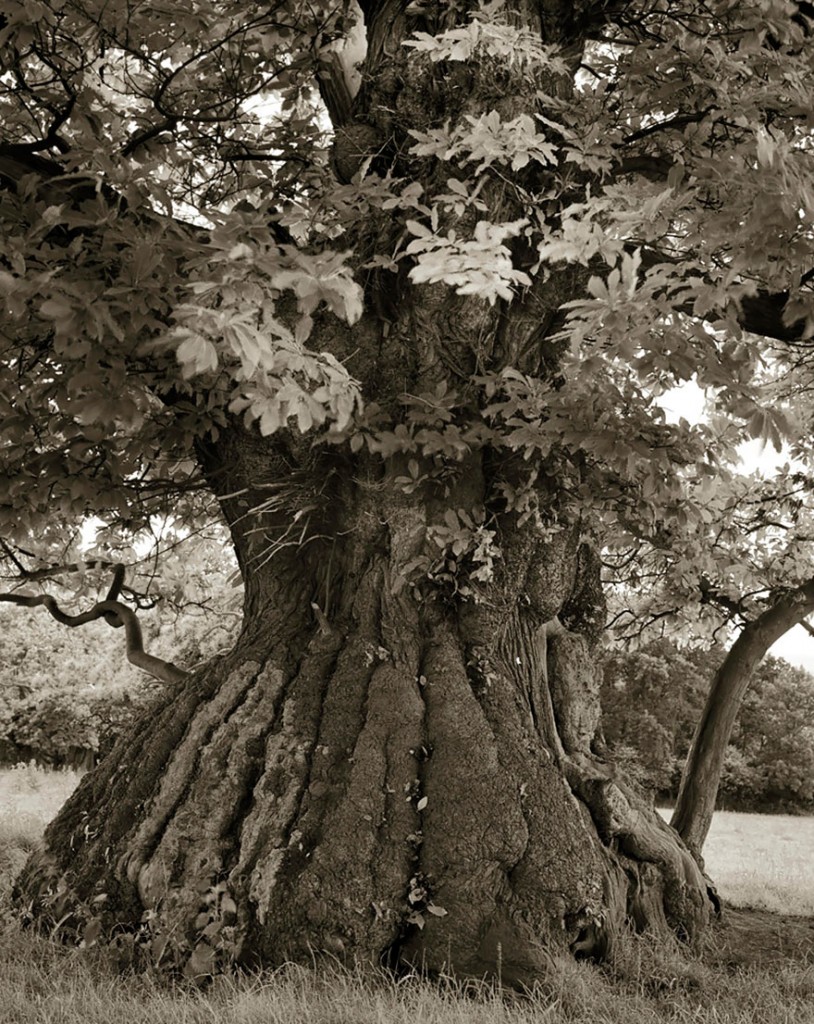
(605, 438, 814, 854)
(671, 579, 814, 854)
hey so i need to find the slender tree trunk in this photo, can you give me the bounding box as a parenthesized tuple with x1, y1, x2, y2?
(672, 580, 814, 857)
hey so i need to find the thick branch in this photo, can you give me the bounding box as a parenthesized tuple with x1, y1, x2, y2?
(576, 0, 640, 38)
(738, 289, 812, 343)
(0, 588, 189, 686)
(2, 557, 120, 586)
(0, 557, 163, 610)
(316, 2, 366, 129)
(634, 246, 813, 344)
(0, 141, 133, 227)
(621, 107, 714, 145)
(4, 136, 811, 347)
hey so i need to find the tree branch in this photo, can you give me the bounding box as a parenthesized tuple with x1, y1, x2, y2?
(635, 245, 814, 344)
(738, 289, 812, 344)
(0, 577, 189, 686)
(621, 107, 714, 146)
(315, 2, 367, 129)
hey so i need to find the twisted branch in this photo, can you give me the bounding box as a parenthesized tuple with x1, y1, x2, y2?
(0, 565, 189, 686)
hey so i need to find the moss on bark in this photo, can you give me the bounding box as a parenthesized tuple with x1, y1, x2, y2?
(14, 473, 714, 984)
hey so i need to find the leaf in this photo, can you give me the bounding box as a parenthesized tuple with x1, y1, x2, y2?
(258, 400, 282, 436)
(175, 333, 219, 376)
(406, 219, 434, 239)
(227, 242, 253, 260)
(81, 917, 102, 946)
(184, 942, 216, 981)
(755, 128, 776, 168)
(341, 282, 364, 324)
(416, 795, 428, 810)
(667, 163, 685, 189)
(619, 248, 641, 299)
(295, 397, 313, 433)
(40, 297, 74, 321)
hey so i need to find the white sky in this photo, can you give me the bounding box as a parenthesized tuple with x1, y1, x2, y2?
(658, 381, 814, 676)
(770, 624, 814, 674)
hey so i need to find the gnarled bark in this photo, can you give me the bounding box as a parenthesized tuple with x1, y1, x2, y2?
(14, 426, 714, 984)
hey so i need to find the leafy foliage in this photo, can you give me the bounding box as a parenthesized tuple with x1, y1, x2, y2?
(1, 0, 813, 557)
(601, 641, 814, 811)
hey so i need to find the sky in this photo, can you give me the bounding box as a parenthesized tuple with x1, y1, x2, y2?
(658, 381, 814, 676)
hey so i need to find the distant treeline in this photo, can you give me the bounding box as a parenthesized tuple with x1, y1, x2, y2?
(601, 640, 814, 813)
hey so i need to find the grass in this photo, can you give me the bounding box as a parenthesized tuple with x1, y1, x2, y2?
(1, 926, 813, 1024)
(0, 763, 81, 896)
(658, 807, 814, 917)
(704, 810, 814, 917)
(1, 766, 814, 1023)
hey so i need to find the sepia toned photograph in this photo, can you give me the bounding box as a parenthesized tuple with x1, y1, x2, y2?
(1, 1, 814, 1020)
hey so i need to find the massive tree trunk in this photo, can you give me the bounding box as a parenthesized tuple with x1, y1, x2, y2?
(13, 0, 715, 983)
(13, 426, 713, 982)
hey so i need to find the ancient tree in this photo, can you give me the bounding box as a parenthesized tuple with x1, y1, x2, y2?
(3, 0, 814, 981)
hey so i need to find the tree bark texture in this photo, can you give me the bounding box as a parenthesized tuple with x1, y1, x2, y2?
(672, 580, 814, 858)
(14, 425, 713, 982)
(14, 0, 715, 982)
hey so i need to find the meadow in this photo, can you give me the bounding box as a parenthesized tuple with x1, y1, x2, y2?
(1, 765, 813, 1024)
(664, 806, 814, 918)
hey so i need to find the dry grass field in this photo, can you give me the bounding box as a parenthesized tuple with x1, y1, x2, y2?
(680, 808, 814, 918)
(0, 764, 81, 898)
(1, 767, 813, 1024)
(657, 806, 814, 917)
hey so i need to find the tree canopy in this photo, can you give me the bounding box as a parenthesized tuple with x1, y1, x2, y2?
(2, 0, 814, 577)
